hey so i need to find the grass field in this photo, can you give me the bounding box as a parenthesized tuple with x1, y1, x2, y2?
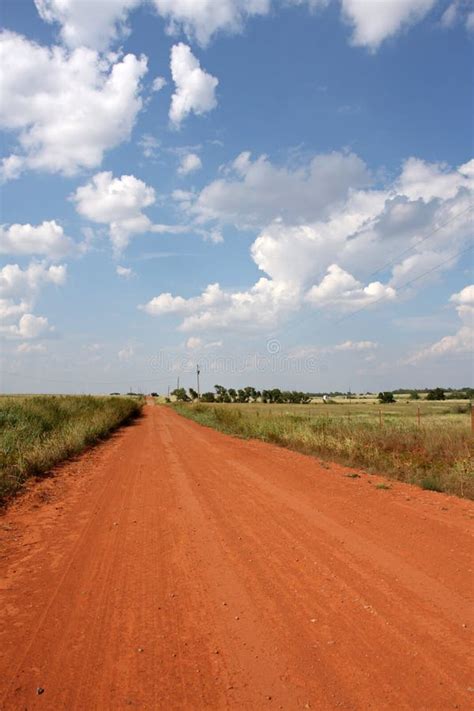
(172, 399, 474, 498)
(0, 395, 143, 503)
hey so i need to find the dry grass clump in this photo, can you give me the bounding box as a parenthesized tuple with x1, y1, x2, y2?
(0, 395, 143, 502)
(174, 403, 473, 498)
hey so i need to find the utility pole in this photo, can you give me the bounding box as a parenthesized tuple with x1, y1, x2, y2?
(177, 376, 180, 391)
(196, 364, 201, 400)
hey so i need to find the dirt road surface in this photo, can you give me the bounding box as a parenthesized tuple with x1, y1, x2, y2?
(0, 404, 472, 710)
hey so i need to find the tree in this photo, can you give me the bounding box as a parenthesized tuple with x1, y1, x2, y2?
(426, 387, 445, 401)
(270, 388, 282, 403)
(378, 391, 395, 404)
(201, 391, 215, 402)
(171, 387, 189, 402)
(214, 384, 228, 402)
(409, 391, 420, 400)
(228, 388, 237, 402)
(189, 387, 198, 401)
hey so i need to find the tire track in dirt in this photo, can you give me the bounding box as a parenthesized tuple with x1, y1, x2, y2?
(0, 404, 472, 710)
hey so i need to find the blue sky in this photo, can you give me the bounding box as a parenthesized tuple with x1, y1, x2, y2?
(0, 0, 473, 394)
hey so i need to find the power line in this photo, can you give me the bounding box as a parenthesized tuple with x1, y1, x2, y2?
(365, 204, 472, 281)
(268, 209, 473, 344)
(334, 242, 474, 325)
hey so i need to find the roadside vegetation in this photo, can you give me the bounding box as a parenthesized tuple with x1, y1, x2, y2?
(172, 388, 473, 498)
(0, 395, 143, 503)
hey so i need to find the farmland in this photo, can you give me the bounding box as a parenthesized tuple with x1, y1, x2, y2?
(0, 395, 143, 502)
(172, 397, 474, 498)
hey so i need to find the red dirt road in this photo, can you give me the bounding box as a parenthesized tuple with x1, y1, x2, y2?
(0, 404, 472, 710)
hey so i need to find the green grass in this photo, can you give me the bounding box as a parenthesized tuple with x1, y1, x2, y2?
(0, 395, 143, 503)
(172, 400, 474, 498)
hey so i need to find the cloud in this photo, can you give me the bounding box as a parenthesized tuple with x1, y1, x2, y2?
(17, 342, 47, 353)
(72, 171, 165, 254)
(169, 43, 218, 128)
(290, 338, 377, 358)
(405, 284, 474, 363)
(7, 314, 53, 340)
(0, 262, 66, 340)
(138, 134, 160, 159)
(32, 0, 463, 57)
(0, 30, 147, 180)
(152, 76, 167, 92)
(0, 220, 76, 259)
(34, 0, 141, 50)
(118, 343, 135, 361)
(306, 264, 396, 309)
(116, 265, 135, 279)
(397, 157, 473, 202)
(34, 0, 270, 50)
(186, 336, 203, 349)
(0, 262, 66, 302)
(72, 171, 220, 253)
(0, 265, 65, 351)
(143, 152, 472, 334)
(153, 0, 270, 46)
(333, 340, 378, 351)
(189, 150, 370, 228)
(186, 336, 223, 349)
(341, 0, 437, 50)
(441, 1, 474, 32)
(178, 152, 202, 175)
(140, 278, 301, 332)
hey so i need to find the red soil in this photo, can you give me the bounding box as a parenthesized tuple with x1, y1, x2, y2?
(0, 404, 472, 710)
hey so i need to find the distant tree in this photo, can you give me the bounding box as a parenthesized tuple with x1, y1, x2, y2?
(201, 391, 215, 402)
(378, 391, 395, 404)
(228, 388, 237, 402)
(214, 384, 228, 402)
(409, 391, 420, 400)
(244, 386, 257, 402)
(270, 388, 282, 403)
(171, 387, 189, 402)
(150, 392, 158, 397)
(189, 387, 198, 401)
(426, 387, 445, 401)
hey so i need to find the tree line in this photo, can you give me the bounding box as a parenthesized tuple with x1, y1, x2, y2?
(171, 385, 312, 404)
(169, 385, 464, 404)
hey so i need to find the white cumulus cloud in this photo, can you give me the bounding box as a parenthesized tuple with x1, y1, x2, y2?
(178, 153, 202, 175)
(153, 0, 270, 46)
(0, 262, 65, 340)
(72, 172, 155, 254)
(0, 30, 147, 180)
(34, 0, 141, 50)
(7, 314, 53, 340)
(0, 220, 76, 259)
(341, 0, 437, 50)
(189, 150, 370, 228)
(169, 43, 218, 128)
(405, 284, 474, 364)
(144, 152, 472, 334)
